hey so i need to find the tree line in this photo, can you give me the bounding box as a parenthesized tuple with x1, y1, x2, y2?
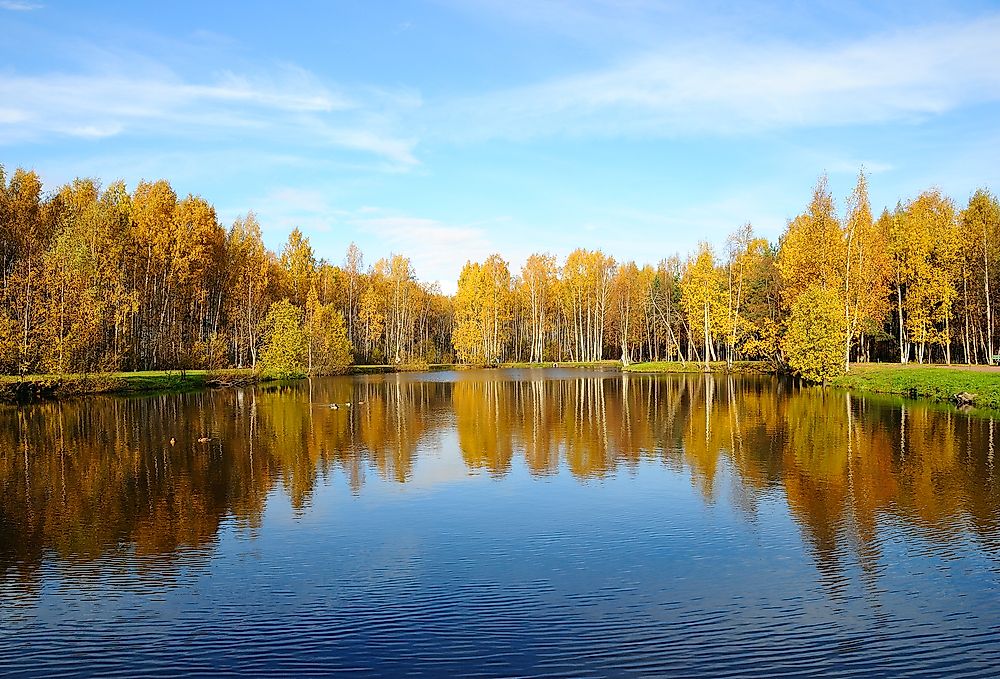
(1, 163, 997, 380)
(0, 167, 452, 376)
(454, 172, 1000, 381)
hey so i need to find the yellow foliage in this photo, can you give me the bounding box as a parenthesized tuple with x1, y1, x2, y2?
(776, 175, 845, 305)
(782, 286, 847, 383)
(453, 255, 513, 365)
(679, 243, 726, 364)
(258, 300, 308, 379)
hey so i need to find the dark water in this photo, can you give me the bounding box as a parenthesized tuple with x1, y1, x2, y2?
(1, 369, 999, 677)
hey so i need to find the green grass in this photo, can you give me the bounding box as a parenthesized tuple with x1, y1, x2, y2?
(0, 368, 262, 402)
(624, 360, 774, 374)
(832, 364, 1000, 409)
(0, 361, 626, 402)
(500, 360, 621, 369)
(5, 361, 995, 410)
(350, 363, 457, 374)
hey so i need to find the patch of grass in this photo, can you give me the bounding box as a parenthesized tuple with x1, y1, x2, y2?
(831, 364, 1000, 409)
(350, 363, 458, 374)
(500, 360, 621, 369)
(625, 360, 774, 374)
(0, 369, 264, 403)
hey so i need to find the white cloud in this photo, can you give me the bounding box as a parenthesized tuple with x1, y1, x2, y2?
(0, 56, 418, 167)
(211, 182, 505, 289)
(247, 187, 348, 239)
(0, 0, 42, 10)
(244, 197, 502, 292)
(0, 108, 27, 124)
(354, 212, 498, 293)
(434, 13, 1000, 140)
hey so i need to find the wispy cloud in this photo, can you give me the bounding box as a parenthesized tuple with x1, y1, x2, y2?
(228, 192, 498, 291)
(0, 51, 419, 167)
(442, 0, 700, 48)
(434, 13, 1000, 140)
(354, 211, 499, 292)
(246, 186, 348, 239)
(0, 0, 42, 10)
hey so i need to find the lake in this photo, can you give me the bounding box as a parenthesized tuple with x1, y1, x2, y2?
(1, 369, 999, 677)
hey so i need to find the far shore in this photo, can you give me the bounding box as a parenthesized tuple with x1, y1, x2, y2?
(625, 360, 1000, 410)
(3, 361, 1000, 410)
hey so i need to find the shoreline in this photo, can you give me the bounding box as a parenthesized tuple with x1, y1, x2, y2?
(0, 361, 618, 403)
(623, 360, 777, 374)
(0, 370, 265, 403)
(3, 361, 999, 410)
(830, 364, 1000, 410)
(625, 360, 1000, 410)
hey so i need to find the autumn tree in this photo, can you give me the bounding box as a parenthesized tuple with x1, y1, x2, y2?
(559, 249, 615, 362)
(453, 255, 513, 365)
(5, 169, 50, 371)
(961, 189, 1000, 362)
(130, 179, 177, 369)
(307, 292, 354, 375)
(39, 179, 104, 372)
(258, 300, 308, 379)
(358, 271, 387, 363)
(646, 257, 686, 362)
(2, 161, 998, 375)
(226, 213, 274, 368)
(343, 243, 364, 350)
(723, 224, 773, 367)
(518, 253, 556, 363)
(735, 241, 782, 363)
(170, 195, 226, 367)
(777, 175, 845, 306)
(610, 262, 647, 365)
(680, 243, 726, 370)
(782, 285, 847, 384)
(280, 228, 316, 308)
(382, 255, 416, 364)
(842, 170, 891, 369)
(889, 191, 959, 364)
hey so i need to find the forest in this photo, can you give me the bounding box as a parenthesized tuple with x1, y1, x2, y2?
(1, 163, 998, 381)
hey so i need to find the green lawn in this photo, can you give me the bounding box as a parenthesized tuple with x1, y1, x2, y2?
(0, 369, 261, 402)
(7, 361, 995, 409)
(832, 364, 1000, 409)
(0, 368, 258, 382)
(500, 360, 621, 369)
(624, 360, 774, 374)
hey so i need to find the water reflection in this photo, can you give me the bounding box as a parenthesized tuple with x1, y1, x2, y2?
(1, 370, 999, 590)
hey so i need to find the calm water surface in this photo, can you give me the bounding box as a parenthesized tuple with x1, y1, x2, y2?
(1, 369, 999, 677)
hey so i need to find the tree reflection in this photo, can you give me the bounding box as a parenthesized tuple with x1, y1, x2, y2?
(1, 371, 998, 591)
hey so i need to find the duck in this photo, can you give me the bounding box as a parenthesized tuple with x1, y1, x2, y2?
(169, 437, 176, 446)
(198, 437, 211, 443)
(330, 403, 339, 410)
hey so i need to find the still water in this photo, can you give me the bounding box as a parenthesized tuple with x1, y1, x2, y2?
(1, 369, 999, 677)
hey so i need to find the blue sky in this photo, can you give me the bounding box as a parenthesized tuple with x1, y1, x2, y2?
(2, 1, 999, 292)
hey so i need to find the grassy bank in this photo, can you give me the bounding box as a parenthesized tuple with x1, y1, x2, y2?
(624, 360, 775, 374)
(0, 369, 263, 403)
(355, 361, 620, 372)
(13, 361, 990, 409)
(0, 361, 630, 402)
(351, 363, 457, 374)
(832, 364, 1000, 409)
(500, 360, 622, 369)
